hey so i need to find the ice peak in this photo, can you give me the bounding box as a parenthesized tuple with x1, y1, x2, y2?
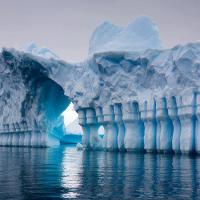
(22, 42, 59, 60)
(89, 16, 163, 55)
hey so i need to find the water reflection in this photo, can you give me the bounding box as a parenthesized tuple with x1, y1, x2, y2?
(0, 147, 199, 200)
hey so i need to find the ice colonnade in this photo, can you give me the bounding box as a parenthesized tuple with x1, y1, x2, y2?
(0, 121, 47, 147)
(78, 92, 200, 154)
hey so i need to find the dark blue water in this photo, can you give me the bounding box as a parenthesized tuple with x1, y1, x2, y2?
(0, 146, 200, 200)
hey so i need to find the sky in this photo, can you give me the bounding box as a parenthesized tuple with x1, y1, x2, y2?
(0, 0, 199, 62)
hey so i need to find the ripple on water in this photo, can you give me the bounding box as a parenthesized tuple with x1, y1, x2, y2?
(0, 146, 199, 200)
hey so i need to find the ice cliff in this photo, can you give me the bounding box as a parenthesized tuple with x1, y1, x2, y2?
(70, 42, 200, 108)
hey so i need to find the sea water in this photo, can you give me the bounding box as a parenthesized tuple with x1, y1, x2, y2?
(0, 146, 199, 200)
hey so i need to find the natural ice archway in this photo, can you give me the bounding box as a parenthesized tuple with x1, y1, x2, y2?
(0, 48, 73, 147)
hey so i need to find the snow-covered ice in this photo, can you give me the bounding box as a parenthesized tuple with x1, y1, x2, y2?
(89, 16, 162, 55)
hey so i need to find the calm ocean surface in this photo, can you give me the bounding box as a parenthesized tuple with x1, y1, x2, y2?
(0, 146, 199, 200)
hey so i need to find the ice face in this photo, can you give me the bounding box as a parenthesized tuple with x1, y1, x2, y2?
(0, 48, 70, 146)
(89, 16, 162, 55)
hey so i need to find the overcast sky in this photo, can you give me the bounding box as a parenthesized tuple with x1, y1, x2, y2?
(0, 0, 199, 62)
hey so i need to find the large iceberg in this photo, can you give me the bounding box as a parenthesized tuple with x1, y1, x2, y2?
(0, 17, 200, 154)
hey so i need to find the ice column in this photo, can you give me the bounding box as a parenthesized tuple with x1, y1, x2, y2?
(4, 124, 9, 146)
(78, 109, 90, 149)
(86, 108, 99, 149)
(10, 123, 17, 146)
(22, 121, 30, 146)
(30, 121, 39, 146)
(96, 106, 107, 149)
(141, 99, 157, 152)
(113, 104, 125, 151)
(156, 97, 173, 153)
(19, 122, 25, 146)
(39, 123, 47, 147)
(196, 94, 200, 153)
(123, 102, 144, 152)
(15, 122, 20, 146)
(7, 124, 12, 146)
(102, 105, 118, 151)
(167, 96, 181, 153)
(1, 124, 8, 145)
(179, 93, 196, 154)
(95, 107, 104, 148)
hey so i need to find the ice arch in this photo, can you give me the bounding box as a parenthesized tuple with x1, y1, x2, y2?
(0, 49, 72, 147)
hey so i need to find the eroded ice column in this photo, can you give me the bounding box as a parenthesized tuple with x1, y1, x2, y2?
(4, 124, 9, 146)
(196, 94, 200, 154)
(113, 104, 125, 151)
(141, 99, 157, 152)
(30, 121, 40, 147)
(102, 105, 118, 151)
(7, 124, 13, 146)
(22, 121, 30, 146)
(123, 102, 144, 152)
(178, 93, 196, 154)
(15, 122, 20, 146)
(10, 123, 17, 146)
(156, 97, 173, 153)
(95, 107, 104, 148)
(39, 123, 48, 147)
(78, 109, 90, 149)
(167, 96, 181, 153)
(96, 107, 107, 149)
(18, 122, 25, 146)
(86, 108, 99, 150)
(1, 124, 8, 146)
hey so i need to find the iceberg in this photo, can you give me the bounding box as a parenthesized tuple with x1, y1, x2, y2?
(1, 17, 200, 154)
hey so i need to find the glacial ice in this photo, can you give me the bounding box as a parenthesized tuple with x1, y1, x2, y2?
(89, 16, 162, 55)
(0, 48, 71, 146)
(1, 17, 200, 153)
(23, 43, 59, 59)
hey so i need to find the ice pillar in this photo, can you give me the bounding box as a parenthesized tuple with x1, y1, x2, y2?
(18, 122, 24, 146)
(196, 94, 200, 154)
(141, 99, 157, 152)
(96, 106, 108, 149)
(167, 96, 181, 153)
(156, 97, 173, 153)
(113, 104, 125, 151)
(178, 93, 196, 154)
(10, 123, 17, 146)
(123, 102, 144, 152)
(30, 121, 40, 146)
(102, 105, 118, 151)
(15, 122, 20, 146)
(86, 108, 99, 150)
(22, 121, 30, 146)
(1, 124, 8, 146)
(78, 109, 90, 149)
